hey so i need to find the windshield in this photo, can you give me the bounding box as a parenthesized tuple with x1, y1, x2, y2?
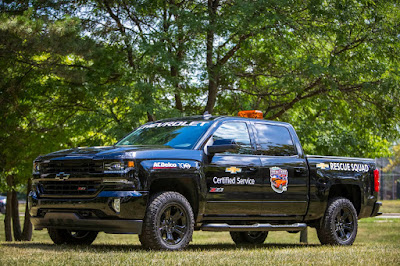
(116, 120, 212, 149)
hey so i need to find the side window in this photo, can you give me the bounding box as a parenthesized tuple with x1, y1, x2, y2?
(254, 123, 297, 156)
(212, 122, 253, 154)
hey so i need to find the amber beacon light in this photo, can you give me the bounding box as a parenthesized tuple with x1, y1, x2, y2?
(238, 110, 263, 119)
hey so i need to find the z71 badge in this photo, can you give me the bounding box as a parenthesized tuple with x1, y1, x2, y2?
(209, 187, 224, 193)
(270, 167, 288, 193)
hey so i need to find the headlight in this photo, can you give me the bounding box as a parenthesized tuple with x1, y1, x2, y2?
(33, 162, 40, 174)
(103, 161, 134, 174)
(105, 162, 124, 171)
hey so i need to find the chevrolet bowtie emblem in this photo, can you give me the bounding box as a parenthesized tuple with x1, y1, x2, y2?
(316, 163, 330, 170)
(225, 166, 242, 174)
(55, 172, 70, 180)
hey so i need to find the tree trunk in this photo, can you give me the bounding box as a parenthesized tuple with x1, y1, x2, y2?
(205, 72, 218, 114)
(171, 65, 183, 112)
(174, 93, 183, 111)
(147, 111, 156, 122)
(205, 0, 219, 114)
(4, 183, 13, 241)
(4, 176, 32, 241)
(11, 189, 22, 241)
(21, 178, 32, 241)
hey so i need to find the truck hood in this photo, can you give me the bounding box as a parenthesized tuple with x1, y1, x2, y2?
(35, 145, 203, 162)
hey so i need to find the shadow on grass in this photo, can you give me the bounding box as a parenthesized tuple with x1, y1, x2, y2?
(1, 242, 320, 252)
(188, 243, 320, 250)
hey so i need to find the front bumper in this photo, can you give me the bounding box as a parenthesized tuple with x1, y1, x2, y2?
(31, 212, 142, 233)
(29, 190, 148, 234)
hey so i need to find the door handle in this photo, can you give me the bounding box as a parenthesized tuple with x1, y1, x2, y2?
(294, 167, 306, 175)
(247, 165, 258, 172)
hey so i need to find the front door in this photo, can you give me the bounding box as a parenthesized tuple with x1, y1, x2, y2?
(203, 121, 263, 216)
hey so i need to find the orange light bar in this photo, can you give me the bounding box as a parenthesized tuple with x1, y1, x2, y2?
(127, 161, 135, 167)
(238, 110, 263, 119)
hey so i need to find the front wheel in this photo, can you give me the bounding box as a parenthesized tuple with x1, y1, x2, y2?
(48, 228, 98, 245)
(317, 197, 358, 245)
(230, 231, 268, 245)
(139, 191, 194, 250)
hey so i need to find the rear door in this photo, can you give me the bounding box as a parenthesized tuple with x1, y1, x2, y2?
(251, 122, 309, 216)
(203, 121, 263, 216)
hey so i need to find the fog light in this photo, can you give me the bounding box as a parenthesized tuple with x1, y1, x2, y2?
(112, 198, 121, 213)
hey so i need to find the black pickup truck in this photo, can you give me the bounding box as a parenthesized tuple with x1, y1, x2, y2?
(29, 114, 381, 250)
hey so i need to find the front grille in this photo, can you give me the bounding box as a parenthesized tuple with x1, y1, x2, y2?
(41, 160, 103, 176)
(37, 180, 102, 196)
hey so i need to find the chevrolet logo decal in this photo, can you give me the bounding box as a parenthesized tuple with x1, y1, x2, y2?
(55, 172, 70, 180)
(316, 163, 330, 170)
(225, 167, 242, 174)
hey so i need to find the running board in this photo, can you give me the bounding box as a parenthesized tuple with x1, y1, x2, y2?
(201, 223, 307, 232)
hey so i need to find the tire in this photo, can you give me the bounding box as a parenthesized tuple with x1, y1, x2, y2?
(139, 191, 194, 250)
(317, 197, 358, 245)
(48, 228, 98, 245)
(230, 231, 268, 245)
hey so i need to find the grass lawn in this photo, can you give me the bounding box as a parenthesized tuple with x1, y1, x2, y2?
(0, 215, 399, 265)
(380, 200, 400, 213)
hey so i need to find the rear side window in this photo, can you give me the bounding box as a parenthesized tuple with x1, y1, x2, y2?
(254, 123, 297, 156)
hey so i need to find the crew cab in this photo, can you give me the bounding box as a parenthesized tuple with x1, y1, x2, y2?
(29, 113, 381, 250)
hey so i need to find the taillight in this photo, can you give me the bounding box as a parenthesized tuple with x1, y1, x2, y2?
(373, 169, 380, 192)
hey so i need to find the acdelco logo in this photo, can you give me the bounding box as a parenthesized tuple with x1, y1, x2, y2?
(55, 172, 70, 180)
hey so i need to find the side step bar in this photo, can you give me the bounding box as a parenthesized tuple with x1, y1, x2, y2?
(201, 223, 307, 232)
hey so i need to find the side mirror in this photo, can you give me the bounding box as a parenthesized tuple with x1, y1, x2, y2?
(207, 139, 239, 154)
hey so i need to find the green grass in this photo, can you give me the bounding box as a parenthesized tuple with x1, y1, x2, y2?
(0, 216, 399, 265)
(380, 200, 400, 213)
(3, 200, 400, 265)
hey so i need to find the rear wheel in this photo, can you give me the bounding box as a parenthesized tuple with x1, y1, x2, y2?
(230, 231, 268, 245)
(139, 191, 194, 250)
(317, 197, 358, 245)
(48, 228, 98, 245)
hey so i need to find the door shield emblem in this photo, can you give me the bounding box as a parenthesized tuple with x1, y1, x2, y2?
(270, 167, 288, 193)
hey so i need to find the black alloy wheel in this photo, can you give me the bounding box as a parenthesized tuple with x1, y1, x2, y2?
(158, 204, 189, 246)
(139, 191, 194, 250)
(317, 197, 358, 245)
(334, 206, 355, 242)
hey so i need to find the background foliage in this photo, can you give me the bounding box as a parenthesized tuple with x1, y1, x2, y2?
(1, 0, 400, 192)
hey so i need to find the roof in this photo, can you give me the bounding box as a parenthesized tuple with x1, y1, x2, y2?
(152, 115, 291, 127)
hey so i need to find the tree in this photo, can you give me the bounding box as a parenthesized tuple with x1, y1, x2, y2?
(214, 0, 400, 156)
(0, 4, 128, 240)
(384, 144, 400, 172)
(203, 0, 310, 113)
(60, 0, 205, 119)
